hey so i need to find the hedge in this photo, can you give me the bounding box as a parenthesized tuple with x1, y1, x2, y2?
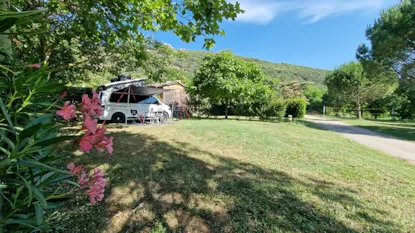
(285, 98, 307, 118)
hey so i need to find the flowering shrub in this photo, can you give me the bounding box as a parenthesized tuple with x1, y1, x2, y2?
(0, 9, 111, 232)
(0, 66, 111, 232)
(67, 163, 106, 203)
(56, 92, 113, 154)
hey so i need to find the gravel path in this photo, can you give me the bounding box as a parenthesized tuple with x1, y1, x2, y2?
(306, 115, 415, 164)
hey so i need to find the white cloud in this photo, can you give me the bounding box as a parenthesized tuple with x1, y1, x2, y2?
(233, 0, 394, 24)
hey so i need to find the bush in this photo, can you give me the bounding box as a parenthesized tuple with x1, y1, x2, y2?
(255, 99, 286, 121)
(285, 98, 307, 118)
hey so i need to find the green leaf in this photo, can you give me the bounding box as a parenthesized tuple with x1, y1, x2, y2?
(0, 18, 17, 33)
(65, 180, 80, 187)
(0, 29, 49, 35)
(14, 75, 24, 93)
(32, 186, 47, 208)
(35, 83, 64, 93)
(19, 123, 42, 140)
(0, 9, 45, 19)
(0, 147, 11, 157)
(33, 135, 74, 147)
(35, 203, 44, 225)
(0, 157, 10, 167)
(0, 97, 15, 132)
(0, 130, 15, 150)
(16, 173, 33, 206)
(14, 160, 70, 174)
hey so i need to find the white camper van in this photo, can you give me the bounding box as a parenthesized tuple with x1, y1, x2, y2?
(98, 79, 172, 123)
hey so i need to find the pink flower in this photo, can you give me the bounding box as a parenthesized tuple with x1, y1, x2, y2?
(79, 132, 96, 152)
(67, 162, 83, 175)
(95, 136, 113, 154)
(78, 171, 89, 187)
(87, 184, 105, 203)
(56, 101, 76, 120)
(59, 90, 67, 99)
(83, 115, 98, 134)
(91, 92, 102, 105)
(87, 168, 106, 203)
(28, 63, 41, 68)
(79, 92, 104, 117)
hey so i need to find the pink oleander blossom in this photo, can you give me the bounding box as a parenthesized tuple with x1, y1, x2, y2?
(83, 115, 98, 134)
(28, 63, 41, 68)
(59, 90, 67, 99)
(67, 162, 83, 175)
(79, 131, 96, 152)
(56, 101, 76, 120)
(95, 136, 113, 154)
(87, 168, 106, 203)
(78, 171, 89, 187)
(79, 127, 113, 154)
(79, 92, 104, 117)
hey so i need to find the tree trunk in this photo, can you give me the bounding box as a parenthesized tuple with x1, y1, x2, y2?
(356, 102, 362, 119)
(0, 0, 12, 58)
(224, 101, 229, 119)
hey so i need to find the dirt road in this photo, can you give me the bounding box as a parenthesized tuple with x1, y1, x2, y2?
(306, 115, 415, 164)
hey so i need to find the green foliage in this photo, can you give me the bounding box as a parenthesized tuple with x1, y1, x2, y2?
(285, 98, 307, 118)
(13, 0, 243, 83)
(304, 85, 326, 113)
(172, 50, 330, 86)
(324, 61, 398, 117)
(0, 64, 76, 232)
(190, 50, 272, 118)
(0, 10, 78, 232)
(358, 0, 415, 80)
(256, 98, 286, 121)
(392, 81, 415, 119)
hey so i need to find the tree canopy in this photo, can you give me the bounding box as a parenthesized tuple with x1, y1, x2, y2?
(190, 50, 272, 118)
(13, 0, 243, 82)
(324, 61, 398, 118)
(357, 0, 415, 79)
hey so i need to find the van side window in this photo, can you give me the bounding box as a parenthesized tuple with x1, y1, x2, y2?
(109, 93, 150, 103)
(109, 93, 129, 103)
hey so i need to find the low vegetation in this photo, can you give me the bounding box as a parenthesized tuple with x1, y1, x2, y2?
(61, 120, 415, 232)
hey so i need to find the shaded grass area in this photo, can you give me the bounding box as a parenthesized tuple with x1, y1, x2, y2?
(320, 115, 415, 141)
(59, 120, 415, 232)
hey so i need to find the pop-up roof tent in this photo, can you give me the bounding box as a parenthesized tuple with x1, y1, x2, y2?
(99, 78, 169, 104)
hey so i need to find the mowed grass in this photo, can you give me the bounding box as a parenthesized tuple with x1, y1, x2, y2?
(60, 119, 415, 232)
(321, 115, 415, 141)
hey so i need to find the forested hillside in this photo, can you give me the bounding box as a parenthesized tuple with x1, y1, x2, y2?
(172, 50, 330, 85)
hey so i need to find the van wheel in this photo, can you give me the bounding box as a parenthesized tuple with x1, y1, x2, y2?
(112, 112, 126, 123)
(162, 112, 169, 122)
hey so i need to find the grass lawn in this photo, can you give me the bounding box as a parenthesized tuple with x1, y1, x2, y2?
(320, 115, 415, 141)
(60, 119, 415, 232)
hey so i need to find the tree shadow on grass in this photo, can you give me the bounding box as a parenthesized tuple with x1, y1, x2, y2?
(64, 130, 400, 233)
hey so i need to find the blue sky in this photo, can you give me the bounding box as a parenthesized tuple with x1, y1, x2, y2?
(151, 0, 399, 70)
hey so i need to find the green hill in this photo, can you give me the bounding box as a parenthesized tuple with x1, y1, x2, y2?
(172, 50, 330, 85)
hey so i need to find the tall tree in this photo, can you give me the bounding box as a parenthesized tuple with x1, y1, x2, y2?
(324, 61, 397, 119)
(190, 50, 270, 119)
(357, 0, 415, 79)
(13, 0, 243, 82)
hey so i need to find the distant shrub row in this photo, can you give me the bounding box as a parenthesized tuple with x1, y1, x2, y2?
(188, 97, 307, 121)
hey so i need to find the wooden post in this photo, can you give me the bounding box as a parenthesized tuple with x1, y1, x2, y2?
(125, 87, 130, 124)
